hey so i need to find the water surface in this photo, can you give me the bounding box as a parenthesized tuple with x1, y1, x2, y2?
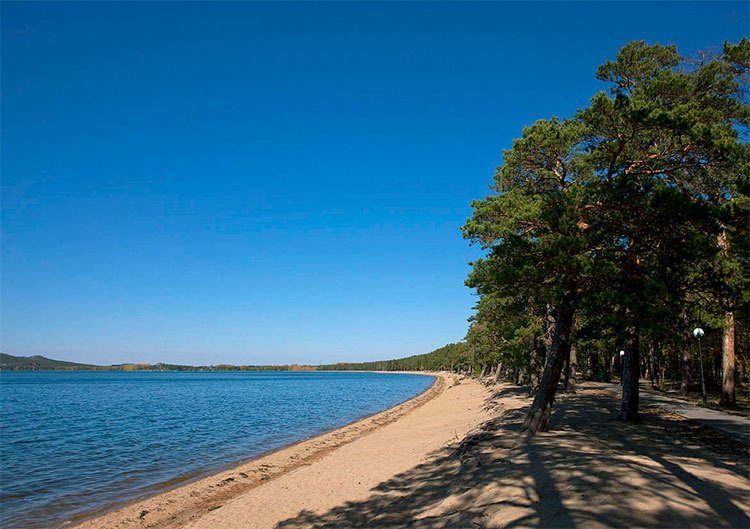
(0, 370, 433, 529)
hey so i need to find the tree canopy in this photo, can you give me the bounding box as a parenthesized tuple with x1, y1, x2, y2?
(312, 40, 749, 433)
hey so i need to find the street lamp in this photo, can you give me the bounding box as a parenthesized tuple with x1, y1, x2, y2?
(693, 327, 707, 405)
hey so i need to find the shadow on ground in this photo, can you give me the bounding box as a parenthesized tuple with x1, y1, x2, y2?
(275, 386, 750, 529)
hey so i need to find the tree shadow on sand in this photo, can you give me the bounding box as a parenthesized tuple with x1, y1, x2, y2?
(275, 386, 749, 529)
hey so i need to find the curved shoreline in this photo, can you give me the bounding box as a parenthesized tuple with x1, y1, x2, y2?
(71, 372, 445, 529)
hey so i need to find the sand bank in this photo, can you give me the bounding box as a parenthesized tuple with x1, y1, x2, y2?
(72, 372, 494, 529)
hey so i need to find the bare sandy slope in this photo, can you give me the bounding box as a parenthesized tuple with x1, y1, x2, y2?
(73, 372, 494, 529)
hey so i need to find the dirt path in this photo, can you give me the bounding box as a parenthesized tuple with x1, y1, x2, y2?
(594, 381, 750, 444)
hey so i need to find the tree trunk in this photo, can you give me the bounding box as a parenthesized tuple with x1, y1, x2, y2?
(523, 291, 576, 434)
(720, 310, 736, 407)
(492, 362, 502, 384)
(717, 226, 736, 407)
(619, 313, 640, 422)
(479, 364, 488, 380)
(680, 310, 690, 395)
(590, 349, 599, 381)
(543, 303, 554, 354)
(529, 344, 538, 392)
(529, 304, 539, 392)
(659, 361, 667, 389)
(564, 343, 577, 393)
(647, 339, 655, 389)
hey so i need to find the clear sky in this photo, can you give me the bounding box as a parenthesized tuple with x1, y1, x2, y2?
(1, 2, 747, 365)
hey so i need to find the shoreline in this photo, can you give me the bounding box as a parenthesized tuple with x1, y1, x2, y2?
(70, 371, 448, 529)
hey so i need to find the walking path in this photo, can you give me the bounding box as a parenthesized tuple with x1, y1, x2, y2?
(592, 382, 750, 444)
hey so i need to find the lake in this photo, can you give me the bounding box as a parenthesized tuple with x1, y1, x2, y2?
(0, 370, 434, 529)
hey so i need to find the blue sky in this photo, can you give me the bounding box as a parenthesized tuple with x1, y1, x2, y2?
(2, 2, 747, 365)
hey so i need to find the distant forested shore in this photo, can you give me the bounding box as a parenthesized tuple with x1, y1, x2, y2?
(0, 347, 460, 373)
(0, 345, 465, 372)
(0, 353, 316, 372)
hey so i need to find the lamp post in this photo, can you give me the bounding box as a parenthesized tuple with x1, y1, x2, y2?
(619, 350, 625, 385)
(693, 327, 707, 405)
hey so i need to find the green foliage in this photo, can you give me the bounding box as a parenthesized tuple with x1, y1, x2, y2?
(318, 342, 472, 372)
(0, 353, 99, 371)
(461, 39, 750, 392)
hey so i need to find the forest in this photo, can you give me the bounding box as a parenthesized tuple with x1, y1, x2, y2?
(326, 40, 749, 433)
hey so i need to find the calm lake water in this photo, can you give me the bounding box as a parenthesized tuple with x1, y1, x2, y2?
(0, 370, 434, 529)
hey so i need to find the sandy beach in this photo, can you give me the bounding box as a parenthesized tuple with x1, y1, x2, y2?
(72, 374, 749, 529)
(72, 372, 495, 529)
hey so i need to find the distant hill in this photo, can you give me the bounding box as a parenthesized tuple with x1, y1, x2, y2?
(0, 353, 99, 371)
(0, 353, 317, 372)
(1, 346, 461, 372)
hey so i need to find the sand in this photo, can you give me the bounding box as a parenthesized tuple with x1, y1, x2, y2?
(72, 372, 494, 529)
(73, 375, 749, 529)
